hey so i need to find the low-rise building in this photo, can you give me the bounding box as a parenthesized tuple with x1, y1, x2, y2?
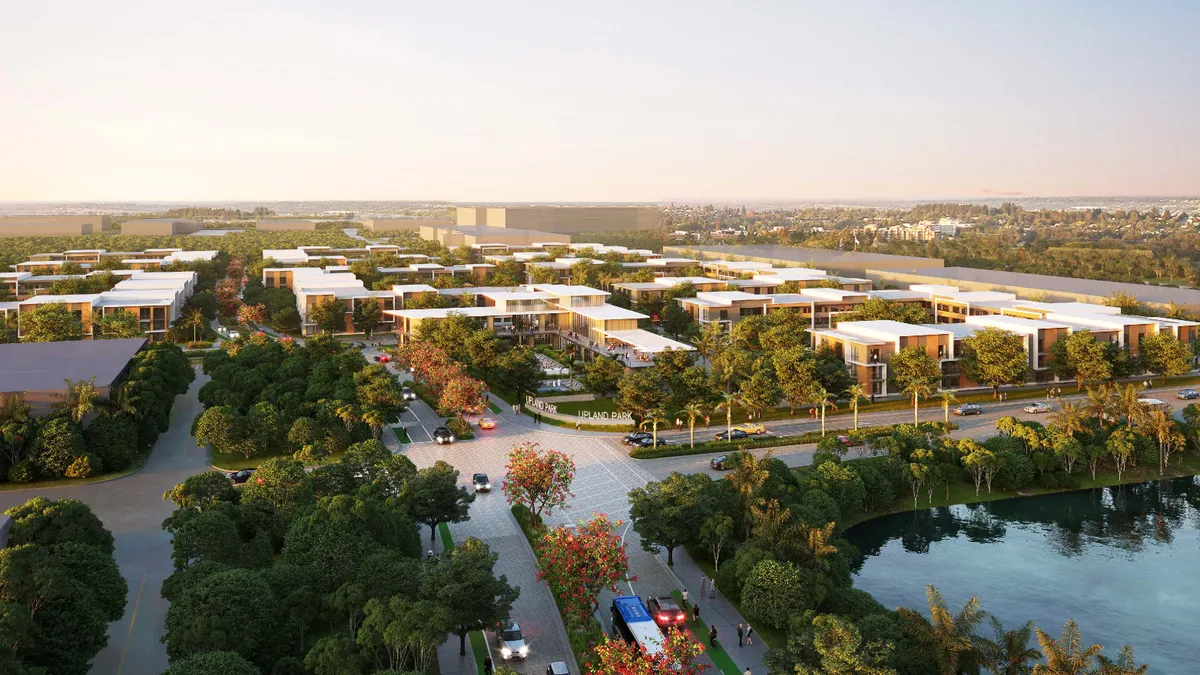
(0, 338, 147, 415)
(812, 320, 956, 396)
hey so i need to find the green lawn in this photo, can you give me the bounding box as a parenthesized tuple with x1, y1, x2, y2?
(209, 447, 350, 472)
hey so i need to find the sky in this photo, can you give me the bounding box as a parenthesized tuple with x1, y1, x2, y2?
(1, 1, 1197, 202)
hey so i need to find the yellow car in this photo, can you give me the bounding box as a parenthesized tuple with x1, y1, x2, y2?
(735, 422, 766, 435)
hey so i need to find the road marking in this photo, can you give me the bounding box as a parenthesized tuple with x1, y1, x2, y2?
(116, 573, 147, 675)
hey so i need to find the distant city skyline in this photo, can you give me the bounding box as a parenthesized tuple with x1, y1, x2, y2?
(1, 1, 1197, 202)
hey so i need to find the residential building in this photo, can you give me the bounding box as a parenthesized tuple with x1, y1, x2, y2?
(119, 219, 201, 235)
(456, 205, 661, 234)
(812, 320, 956, 396)
(361, 218, 454, 232)
(664, 244, 944, 276)
(289, 268, 397, 336)
(0, 215, 110, 237)
(0, 338, 147, 415)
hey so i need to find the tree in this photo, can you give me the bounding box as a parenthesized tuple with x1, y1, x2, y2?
(662, 301, 692, 338)
(699, 514, 734, 572)
(236, 303, 267, 327)
(19, 302, 83, 342)
(162, 651, 261, 675)
(585, 356, 625, 398)
(939, 391, 958, 424)
(50, 376, 100, 423)
(423, 537, 519, 656)
(32, 417, 85, 478)
(5, 497, 114, 555)
(587, 630, 708, 675)
(716, 391, 740, 439)
(809, 386, 837, 437)
(162, 471, 238, 511)
(536, 513, 631, 627)
(96, 309, 144, 339)
(309, 297, 346, 334)
(357, 596, 450, 673)
(890, 346, 942, 425)
(628, 472, 715, 566)
(958, 327, 1030, 398)
(795, 614, 896, 675)
(1032, 620, 1102, 675)
(193, 406, 253, 458)
(1106, 427, 1135, 481)
(1048, 401, 1086, 438)
(846, 383, 868, 430)
(181, 307, 209, 343)
(1061, 331, 1111, 390)
(681, 401, 706, 448)
(839, 297, 931, 325)
(906, 449, 933, 507)
(977, 617, 1040, 675)
(615, 370, 669, 424)
(502, 442, 575, 520)
(639, 408, 669, 447)
(352, 297, 383, 336)
(741, 559, 817, 629)
(1140, 331, 1192, 383)
(436, 375, 488, 419)
(241, 457, 315, 524)
(401, 460, 475, 542)
(898, 585, 988, 675)
(163, 568, 281, 669)
(1096, 645, 1149, 675)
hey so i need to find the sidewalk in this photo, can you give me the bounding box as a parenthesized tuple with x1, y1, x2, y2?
(666, 548, 769, 675)
(431, 528, 479, 675)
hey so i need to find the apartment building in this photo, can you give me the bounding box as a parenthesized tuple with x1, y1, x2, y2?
(612, 277, 729, 304)
(13, 248, 217, 273)
(119, 219, 201, 235)
(455, 205, 661, 234)
(0, 215, 111, 237)
(812, 321, 956, 396)
(289, 268, 397, 336)
(262, 245, 407, 267)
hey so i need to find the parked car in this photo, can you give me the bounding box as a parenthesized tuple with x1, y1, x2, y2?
(546, 663, 570, 675)
(494, 620, 528, 660)
(227, 469, 255, 484)
(647, 596, 687, 629)
(472, 473, 491, 492)
(953, 404, 983, 416)
(710, 455, 731, 471)
(1179, 389, 1200, 400)
(372, 355, 381, 362)
(715, 428, 749, 441)
(1024, 402, 1053, 414)
(735, 422, 766, 435)
(478, 417, 497, 430)
(401, 386, 417, 401)
(622, 431, 652, 445)
(433, 427, 455, 445)
(378, 355, 390, 363)
(632, 436, 672, 448)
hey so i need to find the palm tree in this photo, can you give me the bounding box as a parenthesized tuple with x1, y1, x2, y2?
(728, 450, 771, 538)
(846, 383, 868, 431)
(1117, 384, 1144, 429)
(903, 381, 937, 426)
(1048, 401, 1086, 438)
(939, 391, 958, 424)
(1084, 387, 1117, 426)
(977, 617, 1039, 675)
(182, 307, 207, 343)
(716, 391, 739, 439)
(1095, 646, 1148, 675)
(100, 383, 141, 418)
(50, 376, 101, 423)
(1165, 300, 1190, 320)
(1032, 620, 1103, 675)
(692, 321, 729, 373)
(897, 585, 988, 675)
(682, 402, 705, 448)
(639, 408, 669, 447)
(800, 521, 839, 571)
(809, 386, 836, 437)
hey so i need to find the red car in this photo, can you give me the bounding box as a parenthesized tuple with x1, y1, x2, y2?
(646, 596, 686, 629)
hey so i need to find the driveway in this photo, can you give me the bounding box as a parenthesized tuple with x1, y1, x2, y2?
(0, 370, 212, 675)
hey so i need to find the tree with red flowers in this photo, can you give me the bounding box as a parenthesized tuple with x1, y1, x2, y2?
(237, 303, 267, 326)
(214, 278, 243, 317)
(503, 442, 575, 520)
(586, 631, 709, 675)
(536, 513, 632, 627)
(437, 375, 489, 418)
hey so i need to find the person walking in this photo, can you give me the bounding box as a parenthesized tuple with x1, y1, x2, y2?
(483, 656, 494, 675)
(709, 578, 716, 599)
(700, 574, 708, 598)
(744, 669, 752, 675)
(705, 414, 711, 428)
(708, 624, 718, 647)
(692, 604, 700, 625)
(737, 623, 744, 648)
(575, 418, 581, 430)
(681, 587, 689, 608)
(676, 417, 682, 431)
(745, 624, 754, 645)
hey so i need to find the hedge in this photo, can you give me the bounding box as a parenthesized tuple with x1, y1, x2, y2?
(628, 421, 959, 459)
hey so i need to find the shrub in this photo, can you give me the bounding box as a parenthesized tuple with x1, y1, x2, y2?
(628, 422, 958, 459)
(186, 341, 214, 350)
(445, 417, 474, 440)
(741, 559, 821, 629)
(994, 451, 1035, 490)
(511, 503, 544, 541)
(65, 454, 100, 479)
(7, 460, 36, 484)
(83, 415, 138, 472)
(33, 418, 85, 477)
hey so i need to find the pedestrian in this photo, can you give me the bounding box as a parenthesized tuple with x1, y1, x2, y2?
(708, 624, 718, 647)
(709, 578, 716, 599)
(676, 418, 682, 430)
(700, 574, 708, 598)
(744, 669, 752, 675)
(692, 604, 700, 625)
(681, 587, 689, 608)
(705, 415, 711, 428)
(737, 623, 744, 648)
(483, 656, 494, 675)
(746, 624, 754, 645)
(575, 418, 581, 430)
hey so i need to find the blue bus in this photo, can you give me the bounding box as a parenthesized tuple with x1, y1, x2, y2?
(610, 595, 666, 658)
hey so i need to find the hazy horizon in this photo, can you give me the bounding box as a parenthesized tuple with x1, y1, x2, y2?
(2, 1, 1197, 202)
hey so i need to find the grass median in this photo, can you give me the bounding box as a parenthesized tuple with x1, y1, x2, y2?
(437, 523, 491, 675)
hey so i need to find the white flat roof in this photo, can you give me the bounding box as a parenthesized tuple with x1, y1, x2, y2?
(1044, 311, 1158, 328)
(567, 304, 649, 320)
(965, 314, 1069, 331)
(20, 294, 100, 305)
(695, 291, 766, 303)
(1013, 300, 1120, 316)
(387, 306, 567, 319)
(811, 328, 888, 345)
(705, 260, 775, 270)
(909, 284, 961, 295)
(392, 284, 438, 293)
(835, 319, 952, 340)
(754, 268, 830, 280)
(797, 288, 867, 301)
(479, 291, 551, 301)
(529, 284, 609, 296)
(602, 329, 695, 353)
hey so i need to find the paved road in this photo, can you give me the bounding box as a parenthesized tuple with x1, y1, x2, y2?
(0, 370, 212, 675)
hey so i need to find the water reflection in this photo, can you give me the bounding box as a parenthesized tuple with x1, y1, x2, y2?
(845, 477, 1200, 674)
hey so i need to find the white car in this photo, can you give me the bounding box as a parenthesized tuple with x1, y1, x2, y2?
(1023, 402, 1053, 414)
(495, 620, 529, 660)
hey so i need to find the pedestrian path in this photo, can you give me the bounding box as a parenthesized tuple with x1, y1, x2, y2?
(432, 526, 480, 675)
(666, 548, 770, 675)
